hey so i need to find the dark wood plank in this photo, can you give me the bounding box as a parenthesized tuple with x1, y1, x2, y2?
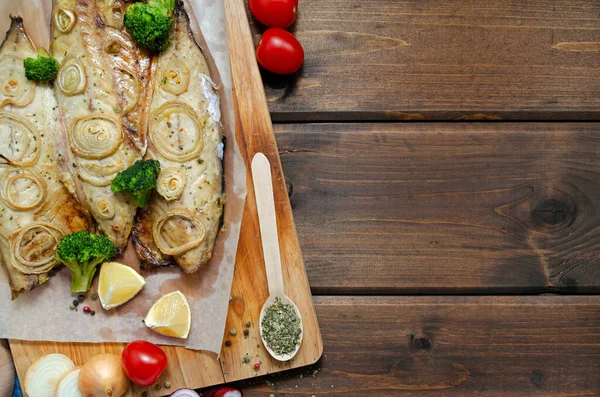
(249, 0, 600, 121)
(237, 296, 600, 396)
(274, 122, 600, 293)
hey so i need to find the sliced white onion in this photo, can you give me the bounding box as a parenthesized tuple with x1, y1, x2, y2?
(10, 223, 64, 275)
(156, 167, 186, 201)
(55, 7, 76, 33)
(148, 101, 205, 162)
(1, 170, 47, 211)
(70, 115, 123, 159)
(57, 57, 86, 96)
(78, 159, 124, 187)
(160, 60, 190, 95)
(169, 389, 200, 397)
(25, 354, 75, 397)
(0, 56, 35, 108)
(0, 111, 40, 166)
(152, 209, 205, 256)
(94, 197, 116, 219)
(56, 367, 83, 397)
(100, 0, 124, 29)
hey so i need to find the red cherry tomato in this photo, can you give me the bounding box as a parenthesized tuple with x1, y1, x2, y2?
(121, 340, 168, 387)
(249, 0, 298, 28)
(256, 28, 304, 75)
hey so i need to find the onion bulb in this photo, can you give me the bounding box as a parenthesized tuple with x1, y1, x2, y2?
(25, 353, 75, 397)
(56, 367, 83, 397)
(78, 354, 129, 397)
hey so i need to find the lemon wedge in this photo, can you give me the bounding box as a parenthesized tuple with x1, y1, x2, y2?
(98, 261, 146, 310)
(144, 290, 191, 338)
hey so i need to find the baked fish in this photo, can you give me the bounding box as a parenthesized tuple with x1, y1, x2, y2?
(134, 3, 224, 273)
(0, 16, 91, 298)
(50, 0, 145, 249)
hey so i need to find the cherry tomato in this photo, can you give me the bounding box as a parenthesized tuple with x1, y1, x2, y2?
(249, 0, 298, 28)
(121, 340, 168, 387)
(256, 28, 304, 75)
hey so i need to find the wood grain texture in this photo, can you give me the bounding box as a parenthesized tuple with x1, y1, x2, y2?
(240, 296, 600, 396)
(9, 0, 322, 394)
(274, 122, 600, 293)
(249, 0, 600, 121)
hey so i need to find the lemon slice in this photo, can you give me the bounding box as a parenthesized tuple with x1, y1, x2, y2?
(98, 261, 146, 310)
(144, 290, 191, 338)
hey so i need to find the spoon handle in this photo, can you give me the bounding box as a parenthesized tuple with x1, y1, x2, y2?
(252, 153, 285, 297)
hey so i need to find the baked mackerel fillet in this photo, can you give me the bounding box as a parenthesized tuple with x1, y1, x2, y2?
(50, 0, 147, 249)
(134, 3, 224, 273)
(0, 17, 91, 298)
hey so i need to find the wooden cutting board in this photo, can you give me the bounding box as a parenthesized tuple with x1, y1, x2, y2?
(9, 0, 323, 394)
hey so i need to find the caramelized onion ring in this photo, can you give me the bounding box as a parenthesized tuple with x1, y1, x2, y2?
(152, 209, 205, 256)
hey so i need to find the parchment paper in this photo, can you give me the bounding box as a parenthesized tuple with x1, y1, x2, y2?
(0, 0, 247, 354)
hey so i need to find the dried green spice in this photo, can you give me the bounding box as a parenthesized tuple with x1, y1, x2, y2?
(261, 298, 302, 356)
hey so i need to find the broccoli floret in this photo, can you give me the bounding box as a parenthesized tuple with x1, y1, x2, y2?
(23, 48, 59, 82)
(55, 231, 116, 293)
(124, 0, 175, 52)
(111, 159, 161, 207)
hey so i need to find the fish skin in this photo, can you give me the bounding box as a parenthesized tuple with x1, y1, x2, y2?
(133, 3, 224, 273)
(50, 0, 143, 250)
(0, 16, 91, 298)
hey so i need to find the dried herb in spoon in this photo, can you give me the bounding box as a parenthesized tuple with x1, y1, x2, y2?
(261, 298, 302, 356)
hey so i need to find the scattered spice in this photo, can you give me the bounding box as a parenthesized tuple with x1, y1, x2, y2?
(225, 340, 231, 347)
(83, 306, 91, 314)
(164, 381, 171, 389)
(77, 294, 85, 302)
(261, 298, 302, 356)
(243, 354, 250, 364)
(72, 299, 79, 307)
(90, 291, 98, 300)
(245, 321, 251, 328)
(253, 363, 260, 370)
(230, 328, 238, 336)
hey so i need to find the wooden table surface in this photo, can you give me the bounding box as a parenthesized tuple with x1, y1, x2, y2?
(236, 0, 600, 395)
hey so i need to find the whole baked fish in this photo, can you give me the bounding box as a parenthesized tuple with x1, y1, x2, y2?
(50, 0, 146, 249)
(0, 16, 91, 298)
(134, 3, 224, 273)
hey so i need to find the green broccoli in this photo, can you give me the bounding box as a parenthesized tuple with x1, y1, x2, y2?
(111, 159, 161, 207)
(23, 48, 59, 82)
(55, 231, 116, 293)
(124, 0, 175, 52)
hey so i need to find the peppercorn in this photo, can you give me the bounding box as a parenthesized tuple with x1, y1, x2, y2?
(72, 299, 79, 307)
(69, 303, 76, 310)
(164, 381, 171, 389)
(243, 329, 249, 337)
(155, 383, 162, 390)
(141, 392, 148, 397)
(245, 321, 251, 327)
(225, 340, 231, 347)
(230, 328, 237, 336)
(77, 294, 84, 302)
(90, 292, 98, 300)
(243, 354, 250, 364)
(254, 363, 260, 370)
(83, 306, 91, 314)
(90, 310, 96, 316)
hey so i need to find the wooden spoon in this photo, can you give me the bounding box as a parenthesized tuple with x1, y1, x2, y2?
(252, 153, 303, 361)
